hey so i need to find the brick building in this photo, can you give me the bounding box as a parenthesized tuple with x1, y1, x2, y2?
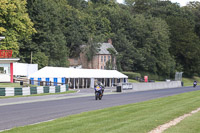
(69, 39, 117, 69)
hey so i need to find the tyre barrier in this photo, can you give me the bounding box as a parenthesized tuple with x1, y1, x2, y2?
(0, 84, 69, 96)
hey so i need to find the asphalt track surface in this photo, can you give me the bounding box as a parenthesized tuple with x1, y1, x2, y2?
(0, 86, 200, 131)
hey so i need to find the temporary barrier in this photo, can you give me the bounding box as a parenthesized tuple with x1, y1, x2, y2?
(0, 84, 69, 96)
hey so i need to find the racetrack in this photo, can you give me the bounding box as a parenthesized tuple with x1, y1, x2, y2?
(0, 86, 199, 131)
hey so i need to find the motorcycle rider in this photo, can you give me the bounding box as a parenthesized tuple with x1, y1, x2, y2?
(94, 81, 105, 95)
(193, 81, 197, 87)
(99, 82, 105, 95)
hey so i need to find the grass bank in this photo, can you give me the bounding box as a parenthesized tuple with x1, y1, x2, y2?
(128, 76, 200, 86)
(0, 83, 37, 87)
(128, 79, 139, 83)
(0, 83, 24, 87)
(164, 110, 200, 133)
(3, 90, 200, 133)
(182, 76, 200, 86)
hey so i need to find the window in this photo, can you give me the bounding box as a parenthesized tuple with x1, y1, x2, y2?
(104, 66, 106, 69)
(108, 55, 111, 60)
(101, 66, 103, 69)
(104, 56, 106, 62)
(101, 56, 103, 62)
(0, 64, 10, 74)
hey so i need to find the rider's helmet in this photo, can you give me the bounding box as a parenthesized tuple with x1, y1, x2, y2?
(97, 82, 101, 86)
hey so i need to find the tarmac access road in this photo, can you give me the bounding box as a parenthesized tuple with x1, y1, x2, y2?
(0, 86, 200, 131)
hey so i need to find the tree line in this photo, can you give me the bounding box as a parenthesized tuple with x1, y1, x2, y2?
(0, 0, 200, 78)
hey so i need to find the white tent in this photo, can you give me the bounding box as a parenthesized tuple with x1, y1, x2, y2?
(28, 66, 128, 79)
(14, 62, 38, 76)
(28, 66, 128, 88)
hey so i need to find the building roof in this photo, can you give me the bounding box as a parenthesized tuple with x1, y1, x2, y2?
(98, 43, 117, 55)
(28, 66, 128, 79)
(0, 58, 20, 63)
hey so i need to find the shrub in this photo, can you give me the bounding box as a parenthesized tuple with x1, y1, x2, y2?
(122, 72, 141, 80)
(139, 71, 166, 81)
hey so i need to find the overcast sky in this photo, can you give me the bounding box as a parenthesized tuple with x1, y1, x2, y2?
(117, 0, 200, 6)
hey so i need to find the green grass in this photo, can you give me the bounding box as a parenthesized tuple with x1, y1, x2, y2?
(164, 110, 200, 133)
(182, 76, 200, 86)
(3, 90, 200, 133)
(0, 90, 76, 99)
(0, 83, 22, 87)
(128, 79, 139, 83)
(0, 83, 37, 87)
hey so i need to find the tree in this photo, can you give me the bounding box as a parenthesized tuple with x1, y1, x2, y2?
(106, 48, 117, 70)
(63, 5, 90, 57)
(0, 0, 35, 57)
(127, 15, 175, 77)
(125, 0, 158, 14)
(26, 0, 69, 68)
(90, 0, 116, 5)
(167, 16, 200, 76)
(84, 37, 101, 69)
(67, 0, 88, 9)
(186, 1, 200, 38)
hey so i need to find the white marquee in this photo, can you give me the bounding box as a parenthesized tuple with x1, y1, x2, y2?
(29, 66, 128, 79)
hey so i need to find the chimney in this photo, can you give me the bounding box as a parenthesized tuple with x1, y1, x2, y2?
(108, 39, 112, 45)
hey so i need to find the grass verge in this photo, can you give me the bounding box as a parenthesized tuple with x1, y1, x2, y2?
(2, 90, 200, 133)
(0, 83, 23, 87)
(164, 109, 200, 133)
(0, 90, 76, 99)
(182, 76, 200, 87)
(128, 79, 139, 83)
(0, 83, 37, 87)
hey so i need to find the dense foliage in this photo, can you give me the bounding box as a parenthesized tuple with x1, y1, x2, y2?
(1, 0, 200, 78)
(0, 0, 36, 56)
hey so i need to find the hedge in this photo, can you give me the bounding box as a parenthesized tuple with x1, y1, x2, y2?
(122, 72, 141, 79)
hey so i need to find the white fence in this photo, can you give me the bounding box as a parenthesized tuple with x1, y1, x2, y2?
(131, 81, 182, 92)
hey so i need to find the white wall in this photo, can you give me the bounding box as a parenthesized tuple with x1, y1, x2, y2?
(0, 74, 10, 82)
(13, 63, 38, 77)
(131, 81, 182, 92)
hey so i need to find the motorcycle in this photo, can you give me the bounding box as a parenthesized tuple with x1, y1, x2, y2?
(94, 85, 103, 100)
(193, 82, 197, 87)
(193, 81, 197, 87)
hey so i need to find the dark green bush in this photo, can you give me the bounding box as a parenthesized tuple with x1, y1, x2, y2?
(122, 71, 169, 81)
(139, 71, 166, 81)
(122, 72, 141, 79)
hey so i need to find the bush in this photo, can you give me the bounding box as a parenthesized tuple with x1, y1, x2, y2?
(139, 71, 166, 81)
(122, 72, 141, 80)
(122, 71, 169, 81)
